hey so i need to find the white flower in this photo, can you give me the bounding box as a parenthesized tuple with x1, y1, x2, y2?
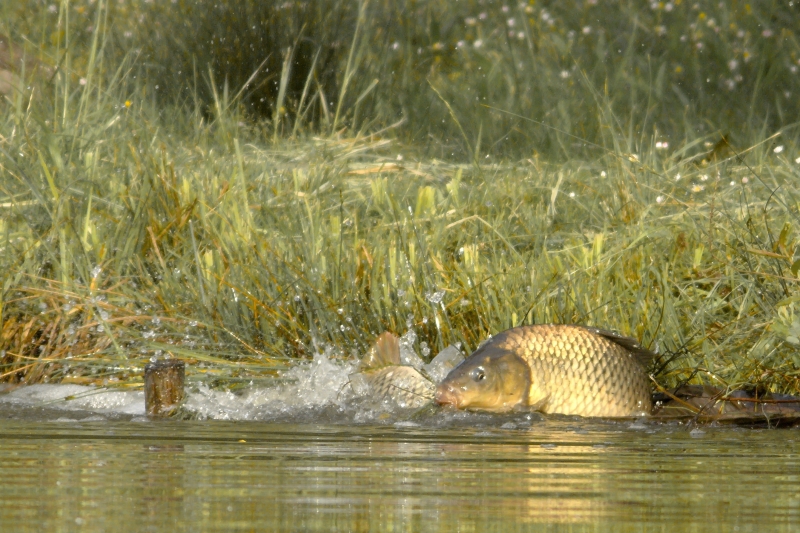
(773, 145, 784, 154)
(656, 195, 665, 204)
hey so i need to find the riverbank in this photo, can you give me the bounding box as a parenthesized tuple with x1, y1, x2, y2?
(1, 0, 799, 394)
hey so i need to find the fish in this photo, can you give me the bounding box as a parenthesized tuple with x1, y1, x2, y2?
(435, 325, 654, 417)
(349, 332, 435, 409)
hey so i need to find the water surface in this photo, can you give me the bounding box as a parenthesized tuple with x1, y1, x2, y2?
(1, 410, 797, 533)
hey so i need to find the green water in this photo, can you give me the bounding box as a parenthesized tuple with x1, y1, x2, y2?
(0, 415, 798, 533)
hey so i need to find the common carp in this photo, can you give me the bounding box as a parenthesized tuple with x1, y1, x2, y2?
(349, 332, 435, 409)
(435, 325, 654, 417)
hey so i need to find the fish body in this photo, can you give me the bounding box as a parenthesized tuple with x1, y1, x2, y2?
(357, 365, 435, 409)
(350, 332, 434, 409)
(435, 325, 654, 417)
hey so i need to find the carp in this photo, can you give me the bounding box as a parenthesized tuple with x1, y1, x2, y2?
(349, 332, 435, 409)
(435, 325, 654, 417)
(349, 332, 465, 409)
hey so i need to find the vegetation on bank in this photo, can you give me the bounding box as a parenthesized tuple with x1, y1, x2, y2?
(1, 0, 799, 396)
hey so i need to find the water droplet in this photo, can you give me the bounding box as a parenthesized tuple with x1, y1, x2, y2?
(421, 342, 431, 357)
(426, 290, 446, 305)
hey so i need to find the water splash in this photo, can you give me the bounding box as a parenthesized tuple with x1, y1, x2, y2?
(0, 333, 466, 423)
(185, 346, 357, 420)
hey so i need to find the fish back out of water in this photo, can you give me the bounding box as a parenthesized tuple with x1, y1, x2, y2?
(349, 332, 434, 409)
(435, 325, 654, 417)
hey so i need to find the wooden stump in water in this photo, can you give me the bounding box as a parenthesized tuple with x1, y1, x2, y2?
(144, 359, 185, 417)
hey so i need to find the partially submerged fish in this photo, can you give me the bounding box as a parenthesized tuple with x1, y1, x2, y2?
(435, 325, 654, 417)
(349, 332, 435, 409)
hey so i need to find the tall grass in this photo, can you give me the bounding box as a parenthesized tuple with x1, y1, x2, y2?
(1, 0, 799, 395)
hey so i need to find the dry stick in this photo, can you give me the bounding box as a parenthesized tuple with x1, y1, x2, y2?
(649, 377, 702, 414)
(0, 363, 37, 380)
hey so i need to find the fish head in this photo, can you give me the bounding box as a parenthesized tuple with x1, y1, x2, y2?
(435, 344, 531, 412)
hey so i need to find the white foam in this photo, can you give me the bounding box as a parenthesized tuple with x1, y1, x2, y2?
(423, 345, 464, 383)
(399, 330, 424, 369)
(184, 347, 358, 420)
(0, 384, 144, 415)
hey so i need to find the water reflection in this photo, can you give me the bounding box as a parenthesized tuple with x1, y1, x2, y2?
(0, 419, 798, 532)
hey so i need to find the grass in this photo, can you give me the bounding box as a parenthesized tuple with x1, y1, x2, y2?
(1, 0, 799, 396)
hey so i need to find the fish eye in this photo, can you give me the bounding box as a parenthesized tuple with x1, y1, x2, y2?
(470, 367, 486, 382)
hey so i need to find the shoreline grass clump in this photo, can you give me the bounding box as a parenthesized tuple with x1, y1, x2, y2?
(126, 0, 800, 158)
(1, 0, 799, 397)
(9, 0, 798, 157)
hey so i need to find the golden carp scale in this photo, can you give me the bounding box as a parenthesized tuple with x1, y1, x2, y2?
(349, 332, 435, 409)
(358, 366, 435, 409)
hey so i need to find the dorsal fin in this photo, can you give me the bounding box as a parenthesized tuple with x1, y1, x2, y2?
(582, 326, 657, 369)
(360, 331, 401, 370)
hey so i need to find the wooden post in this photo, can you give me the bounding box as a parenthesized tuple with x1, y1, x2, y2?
(144, 359, 185, 417)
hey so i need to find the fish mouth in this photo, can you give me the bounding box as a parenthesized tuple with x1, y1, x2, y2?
(434, 385, 460, 408)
